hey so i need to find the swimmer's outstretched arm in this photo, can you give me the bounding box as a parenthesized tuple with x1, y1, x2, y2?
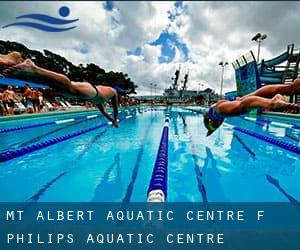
(96, 104, 118, 128)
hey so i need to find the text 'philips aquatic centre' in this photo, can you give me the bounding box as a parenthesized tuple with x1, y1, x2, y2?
(6, 233, 225, 245)
(4, 209, 264, 222)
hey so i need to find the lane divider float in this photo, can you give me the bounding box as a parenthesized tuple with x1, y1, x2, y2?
(234, 126, 300, 155)
(0, 114, 100, 134)
(0, 112, 137, 163)
(147, 116, 170, 202)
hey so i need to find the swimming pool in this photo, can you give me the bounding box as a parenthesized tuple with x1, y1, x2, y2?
(0, 106, 299, 202)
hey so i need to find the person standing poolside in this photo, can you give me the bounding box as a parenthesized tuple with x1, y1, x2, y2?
(38, 90, 44, 112)
(3, 85, 17, 115)
(22, 84, 34, 113)
(204, 78, 300, 136)
(4, 59, 133, 127)
(0, 89, 7, 116)
(31, 88, 40, 113)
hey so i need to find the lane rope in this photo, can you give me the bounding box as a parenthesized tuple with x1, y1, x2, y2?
(234, 126, 300, 155)
(0, 112, 137, 163)
(0, 107, 145, 134)
(147, 116, 170, 202)
(0, 113, 101, 134)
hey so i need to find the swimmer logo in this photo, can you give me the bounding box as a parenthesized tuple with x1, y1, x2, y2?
(2, 6, 79, 32)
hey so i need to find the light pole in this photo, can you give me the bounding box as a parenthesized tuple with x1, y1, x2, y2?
(219, 61, 228, 99)
(154, 84, 157, 101)
(150, 83, 154, 105)
(251, 33, 267, 63)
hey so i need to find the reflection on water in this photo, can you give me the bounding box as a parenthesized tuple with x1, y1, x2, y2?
(122, 118, 153, 203)
(92, 153, 123, 202)
(28, 172, 67, 202)
(266, 174, 300, 207)
(202, 147, 228, 202)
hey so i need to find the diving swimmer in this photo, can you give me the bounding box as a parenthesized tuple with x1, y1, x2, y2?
(204, 78, 300, 136)
(3, 57, 133, 127)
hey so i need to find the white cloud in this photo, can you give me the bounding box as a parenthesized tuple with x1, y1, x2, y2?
(142, 43, 161, 63)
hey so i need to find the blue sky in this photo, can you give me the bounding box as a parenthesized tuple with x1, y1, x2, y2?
(126, 1, 189, 64)
(127, 31, 189, 64)
(74, 42, 90, 54)
(150, 31, 189, 63)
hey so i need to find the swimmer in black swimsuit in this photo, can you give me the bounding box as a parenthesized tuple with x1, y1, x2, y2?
(204, 78, 300, 136)
(4, 59, 133, 127)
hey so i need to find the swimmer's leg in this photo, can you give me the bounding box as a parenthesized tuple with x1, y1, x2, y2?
(0, 51, 24, 67)
(4, 59, 76, 93)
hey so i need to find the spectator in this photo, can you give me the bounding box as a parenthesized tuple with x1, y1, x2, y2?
(31, 88, 39, 112)
(3, 85, 16, 115)
(0, 89, 7, 116)
(85, 101, 93, 109)
(37, 89, 44, 112)
(22, 84, 34, 113)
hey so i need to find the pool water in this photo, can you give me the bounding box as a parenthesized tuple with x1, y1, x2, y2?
(0, 106, 299, 202)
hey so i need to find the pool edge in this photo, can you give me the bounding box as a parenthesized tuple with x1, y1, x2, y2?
(0, 109, 98, 122)
(262, 111, 300, 121)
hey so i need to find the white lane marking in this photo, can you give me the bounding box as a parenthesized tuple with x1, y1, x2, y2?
(87, 115, 98, 119)
(244, 117, 257, 122)
(270, 121, 293, 128)
(223, 123, 234, 129)
(55, 119, 75, 124)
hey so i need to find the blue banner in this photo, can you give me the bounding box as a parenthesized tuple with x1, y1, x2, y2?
(235, 61, 261, 97)
(0, 202, 300, 249)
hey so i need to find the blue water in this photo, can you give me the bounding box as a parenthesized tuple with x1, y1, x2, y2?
(0, 106, 299, 202)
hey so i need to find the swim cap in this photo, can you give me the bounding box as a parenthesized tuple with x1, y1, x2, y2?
(113, 86, 135, 94)
(203, 110, 224, 136)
